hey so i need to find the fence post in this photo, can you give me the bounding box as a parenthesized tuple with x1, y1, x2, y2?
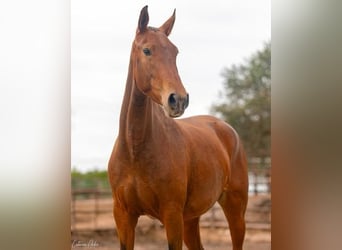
(94, 179, 101, 229)
(71, 181, 77, 233)
(253, 169, 258, 195)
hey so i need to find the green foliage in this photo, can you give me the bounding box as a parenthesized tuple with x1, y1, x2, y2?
(211, 42, 271, 159)
(71, 168, 110, 189)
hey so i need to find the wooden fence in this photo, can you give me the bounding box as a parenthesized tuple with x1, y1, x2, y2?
(71, 168, 270, 233)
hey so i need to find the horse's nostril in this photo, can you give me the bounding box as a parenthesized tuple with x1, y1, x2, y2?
(168, 93, 177, 108)
(185, 93, 189, 108)
(168, 93, 188, 114)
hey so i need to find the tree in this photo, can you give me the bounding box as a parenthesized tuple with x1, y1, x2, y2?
(211, 42, 270, 160)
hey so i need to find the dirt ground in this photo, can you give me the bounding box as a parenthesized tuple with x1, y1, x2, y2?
(71, 194, 270, 250)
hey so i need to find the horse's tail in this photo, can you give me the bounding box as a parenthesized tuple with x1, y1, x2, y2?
(225, 124, 248, 196)
(225, 124, 242, 170)
(230, 127, 241, 168)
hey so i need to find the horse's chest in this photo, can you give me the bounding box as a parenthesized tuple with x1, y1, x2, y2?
(113, 168, 169, 217)
(111, 148, 187, 216)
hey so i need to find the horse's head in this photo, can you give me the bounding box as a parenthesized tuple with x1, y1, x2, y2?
(132, 6, 189, 118)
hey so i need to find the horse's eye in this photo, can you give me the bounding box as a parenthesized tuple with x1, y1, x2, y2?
(143, 48, 152, 56)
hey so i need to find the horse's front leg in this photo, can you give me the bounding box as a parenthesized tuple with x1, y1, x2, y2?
(113, 203, 138, 250)
(162, 206, 184, 250)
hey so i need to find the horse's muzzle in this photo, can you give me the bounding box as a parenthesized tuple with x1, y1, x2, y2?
(168, 93, 189, 117)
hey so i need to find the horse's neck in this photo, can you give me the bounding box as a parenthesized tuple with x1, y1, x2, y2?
(125, 82, 153, 144)
(118, 57, 165, 157)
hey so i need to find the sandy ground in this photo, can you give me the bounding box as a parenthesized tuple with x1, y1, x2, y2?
(71, 194, 270, 250)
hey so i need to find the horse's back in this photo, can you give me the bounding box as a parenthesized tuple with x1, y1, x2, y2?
(176, 115, 238, 151)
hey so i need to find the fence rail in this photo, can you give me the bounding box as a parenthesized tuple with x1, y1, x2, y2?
(248, 166, 271, 195)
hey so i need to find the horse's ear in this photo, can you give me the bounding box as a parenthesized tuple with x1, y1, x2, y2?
(137, 5, 149, 33)
(159, 9, 176, 36)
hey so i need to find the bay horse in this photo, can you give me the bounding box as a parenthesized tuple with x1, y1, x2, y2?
(108, 6, 248, 250)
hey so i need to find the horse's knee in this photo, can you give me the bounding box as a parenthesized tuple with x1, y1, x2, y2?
(119, 243, 127, 250)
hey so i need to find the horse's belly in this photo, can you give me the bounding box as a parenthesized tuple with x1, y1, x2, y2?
(183, 181, 224, 220)
(183, 159, 227, 220)
(183, 202, 216, 220)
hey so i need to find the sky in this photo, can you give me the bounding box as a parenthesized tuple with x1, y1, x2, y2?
(72, 0, 270, 172)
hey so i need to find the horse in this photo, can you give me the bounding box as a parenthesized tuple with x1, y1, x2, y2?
(108, 6, 248, 250)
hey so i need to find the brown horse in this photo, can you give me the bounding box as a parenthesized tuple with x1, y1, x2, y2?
(108, 6, 248, 250)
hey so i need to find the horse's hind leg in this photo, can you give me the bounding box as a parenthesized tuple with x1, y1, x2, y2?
(218, 189, 248, 250)
(183, 217, 204, 250)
